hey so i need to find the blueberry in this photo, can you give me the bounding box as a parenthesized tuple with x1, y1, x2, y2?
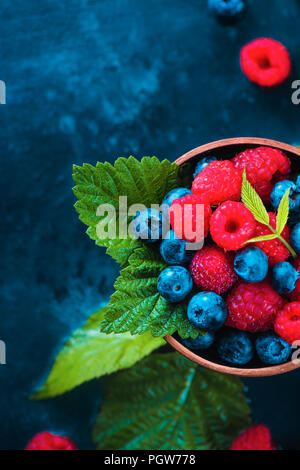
(183, 332, 215, 350)
(208, 0, 246, 23)
(187, 292, 227, 331)
(288, 210, 300, 227)
(162, 188, 192, 207)
(296, 175, 300, 193)
(256, 333, 292, 365)
(271, 180, 300, 214)
(234, 247, 268, 283)
(217, 331, 254, 365)
(193, 157, 217, 178)
(291, 223, 300, 254)
(157, 266, 193, 303)
(131, 208, 163, 243)
(271, 262, 300, 295)
(160, 230, 193, 266)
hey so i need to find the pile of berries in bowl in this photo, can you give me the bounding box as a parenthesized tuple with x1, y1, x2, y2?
(136, 141, 300, 372)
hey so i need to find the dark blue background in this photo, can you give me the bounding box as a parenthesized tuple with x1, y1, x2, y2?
(1, 0, 300, 450)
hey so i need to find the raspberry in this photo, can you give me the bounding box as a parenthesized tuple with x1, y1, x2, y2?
(25, 432, 77, 450)
(190, 246, 237, 294)
(232, 147, 291, 201)
(253, 213, 291, 267)
(272, 148, 291, 176)
(226, 281, 285, 332)
(231, 425, 276, 450)
(169, 194, 212, 243)
(192, 160, 242, 206)
(210, 201, 256, 251)
(289, 257, 300, 301)
(275, 302, 300, 345)
(240, 38, 291, 87)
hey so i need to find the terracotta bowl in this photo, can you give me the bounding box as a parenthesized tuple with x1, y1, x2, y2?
(165, 137, 300, 377)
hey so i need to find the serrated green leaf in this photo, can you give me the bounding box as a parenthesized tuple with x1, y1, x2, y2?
(32, 307, 164, 399)
(100, 247, 200, 339)
(241, 171, 269, 225)
(92, 353, 251, 450)
(276, 188, 290, 234)
(245, 234, 278, 244)
(72, 157, 179, 266)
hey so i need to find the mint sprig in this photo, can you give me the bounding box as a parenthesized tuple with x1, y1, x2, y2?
(242, 170, 297, 258)
(241, 170, 270, 225)
(276, 185, 290, 234)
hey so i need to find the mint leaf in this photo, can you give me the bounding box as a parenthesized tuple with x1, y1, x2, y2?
(92, 353, 251, 450)
(241, 172, 296, 257)
(241, 170, 269, 225)
(276, 188, 290, 234)
(245, 234, 278, 244)
(100, 247, 200, 339)
(73, 157, 179, 266)
(32, 307, 164, 399)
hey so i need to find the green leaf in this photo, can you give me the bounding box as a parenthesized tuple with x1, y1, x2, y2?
(241, 170, 269, 225)
(100, 247, 200, 339)
(73, 157, 179, 266)
(241, 174, 295, 256)
(245, 234, 278, 244)
(276, 188, 290, 234)
(32, 307, 164, 399)
(92, 353, 251, 450)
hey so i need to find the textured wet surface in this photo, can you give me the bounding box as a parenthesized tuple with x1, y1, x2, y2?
(1, 0, 300, 450)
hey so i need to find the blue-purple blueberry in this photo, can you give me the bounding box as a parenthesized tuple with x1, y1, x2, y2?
(217, 331, 254, 365)
(162, 188, 192, 208)
(187, 292, 227, 331)
(193, 157, 217, 178)
(256, 333, 292, 365)
(160, 230, 193, 265)
(131, 208, 163, 243)
(271, 262, 300, 295)
(271, 180, 300, 213)
(208, 0, 246, 23)
(157, 266, 193, 303)
(234, 247, 268, 283)
(182, 332, 215, 350)
(291, 223, 300, 254)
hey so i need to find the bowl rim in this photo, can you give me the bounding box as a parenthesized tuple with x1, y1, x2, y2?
(164, 137, 300, 378)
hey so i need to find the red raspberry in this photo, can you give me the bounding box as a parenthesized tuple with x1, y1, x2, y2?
(289, 257, 300, 301)
(275, 302, 300, 345)
(232, 147, 291, 201)
(231, 425, 276, 450)
(210, 201, 256, 251)
(253, 213, 290, 267)
(169, 194, 212, 242)
(272, 148, 291, 176)
(192, 160, 242, 206)
(226, 281, 285, 332)
(25, 431, 77, 450)
(240, 38, 291, 87)
(190, 246, 237, 295)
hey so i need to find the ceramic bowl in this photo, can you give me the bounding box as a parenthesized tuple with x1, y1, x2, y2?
(165, 137, 300, 377)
